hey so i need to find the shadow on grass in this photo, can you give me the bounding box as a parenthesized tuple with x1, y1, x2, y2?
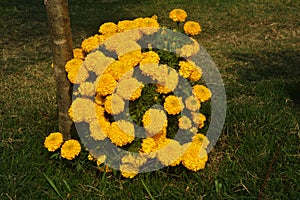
(229, 49, 300, 107)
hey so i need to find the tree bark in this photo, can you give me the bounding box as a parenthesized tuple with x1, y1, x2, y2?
(45, 0, 73, 140)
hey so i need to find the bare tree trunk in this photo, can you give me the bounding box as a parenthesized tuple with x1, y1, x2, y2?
(45, 0, 73, 140)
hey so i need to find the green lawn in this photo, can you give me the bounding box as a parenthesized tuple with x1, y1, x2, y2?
(1, 0, 299, 199)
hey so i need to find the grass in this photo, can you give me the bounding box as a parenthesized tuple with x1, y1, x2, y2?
(1, 0, 299, 199)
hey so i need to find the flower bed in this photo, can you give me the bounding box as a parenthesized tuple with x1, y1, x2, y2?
(45, 8, 212, 178)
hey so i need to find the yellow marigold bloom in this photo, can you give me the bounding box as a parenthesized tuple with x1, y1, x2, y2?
(164, 95, 184, 115)
(83, 51, 115, 76)
(178, 60, 202, 81)
(104, 94, 125, 115)
(156, 139, 184, 166)
(115, 40, 141, 58)
(169, 9, 187, 22)
(185, 95, 201, 111)
(156, 84, 172, 94)
(99, 22, 118, 35)
(107, 120, 135, 146)
(81, 35, 101, 53)
(69, 98, 96, 123)
(191, 112, 206, 129)
(117, 20, 137, 32)
(156, 66, 179, 92)
(73, 48, 85, 60)
(65, 58, 83, 73)
(140, 51, 160, 66)
(178, 116, 192, 130)
(78, 82, 95, 97)
(176, 38, 200, 57)
(182, 134, 209, 171)
(192, 85, 212, 102)
(134, 17, 160, 34)
(44, 132, 64, 152)
(60, 139, 81, 160)
(96, 155, 107, 165)
(106, 60, 134, 81)
(178, 60, 194, 78)
(142, 108, 168, 136)
(120, 163, 138, 178)
(189, 67, 202, 81)
(115, 77, 144, 100)
(184, 21, 201, 36)
(89, 119, 107, 141)
(182, 143, 208, 171)
(118, 49, 142, 67)
(96, 73, 117, 96)
(65, 59, 89, 84)
(141, 137, 157, 153)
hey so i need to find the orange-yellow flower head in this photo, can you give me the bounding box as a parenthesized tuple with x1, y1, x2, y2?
(44, 132, 64, 152)
(60, 139, 81, 160)
(192, 85, 212, 102)
(184, 21, 201, 36)
(164, 95, 184, 115)
(169, 9, 187, 22)
(99, 22, 118, 35)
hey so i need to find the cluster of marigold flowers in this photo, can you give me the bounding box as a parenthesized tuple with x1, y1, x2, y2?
(45, 9, 210, 178)
(44, 132, 81, 160)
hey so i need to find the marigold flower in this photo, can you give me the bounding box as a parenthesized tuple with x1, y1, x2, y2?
(107, 120, 135, 146)
(184, 21, 201, 36)
(164, 95, 184, 115)
(118, 49, 142, 67)
(78, 82, 95, 97)
(169, 9, 187, 22)
(65, 58, 83, 73)
(65, 59, 89, 84)
(99, 22, 118, 35)
(104, 94, 125, 115)
(83, 51, 115, 76)
(106, 60, 134, 81)
(176, 38, 200, 57)
(192, 84, 211, 102)
(134, 17, 160, 34)
(95, 73, 117, 96)
(191, 112, 206, 129)
(179, 60, 202, 81)
(61, 140, 81, 160)
(115, 77, 144, 100)
(142, 108, 168, 136)
(189, 67, 202, 81)
(118, 20, 136, 32)
(178, 116, 192, 130)
(141, 137, 157, 153)
(156, 139, 184, 166)
(44, 132, 64, 152)
(120, 163, 139, 178)
(73, 48, 85, 60)
(141, 51, 160, 63)
(156, 84, 172, 94)
(89, 119, 108, 141)
(69, 98, 96, 123)
(185, 95, 201, 111)
(81, 35, 101, 53)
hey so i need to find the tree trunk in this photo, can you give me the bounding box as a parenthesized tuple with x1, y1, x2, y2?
(45, 0, 73, 140)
